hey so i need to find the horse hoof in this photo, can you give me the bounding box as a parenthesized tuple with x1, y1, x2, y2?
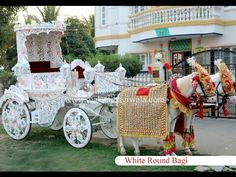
(171, 152, 177, 156)
(134, 151, 140, 156)
(190, 147, 198, 152)
(120, 149, 127, 155)
(184, 149, 192, 156)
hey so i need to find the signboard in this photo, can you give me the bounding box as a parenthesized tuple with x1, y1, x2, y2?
(193, 47, 205, 54)
(155, 28, 170, 37)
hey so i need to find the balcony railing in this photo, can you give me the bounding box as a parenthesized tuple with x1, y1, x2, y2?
(128, 6, 222, 30)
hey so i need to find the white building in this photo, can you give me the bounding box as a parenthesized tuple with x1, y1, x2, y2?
(94, 6, 236, 73)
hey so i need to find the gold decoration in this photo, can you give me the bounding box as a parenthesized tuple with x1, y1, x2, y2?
(117, 84, 168, 138)
(194, 62, 215, 96)
(219, 63, 235, 95)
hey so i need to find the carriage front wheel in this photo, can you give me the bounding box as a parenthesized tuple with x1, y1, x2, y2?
(2, 99, 31, 140)
(63, 107, 92, 148)
(99, 104, 117, 139)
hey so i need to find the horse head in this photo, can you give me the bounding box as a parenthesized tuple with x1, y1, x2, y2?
(187, 56, 196, 67)
(187, 57, 216, 103)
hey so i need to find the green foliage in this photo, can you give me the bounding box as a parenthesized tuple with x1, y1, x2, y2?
(120, 54, 143, 78)
(63, 53, 77, 63)
(0, 6, 25, 59)
(23, 11, 41, 24)
(61, 17, 96, 60)
(87, 53, 143, 77)
(0, 6, 24, 71)
(0, 70, 17, 92)
(37, 6, 61, 23)
(82, 15, 95, 38)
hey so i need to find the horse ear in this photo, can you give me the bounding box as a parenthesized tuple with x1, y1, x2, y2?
(187, 56, 195, 67)
(214, 59, 222, 68)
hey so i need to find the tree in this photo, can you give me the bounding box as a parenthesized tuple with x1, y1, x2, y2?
(37, 6, 61, 23)
(23, 10, 40, 24)
(87, 53, 143, 77)
(0, 6, 25, 68)
(82, 15, 95, 38)
(61, 17, 96, 60)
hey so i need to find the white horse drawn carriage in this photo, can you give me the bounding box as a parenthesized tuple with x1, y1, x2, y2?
(1, 21, 236, 156)
(0, 21, 126, 148)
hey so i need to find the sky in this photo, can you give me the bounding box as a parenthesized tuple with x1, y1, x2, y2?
(17, 6, 95, 24)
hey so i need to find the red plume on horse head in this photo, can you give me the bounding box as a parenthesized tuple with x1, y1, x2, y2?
(147, 65, 153, 74)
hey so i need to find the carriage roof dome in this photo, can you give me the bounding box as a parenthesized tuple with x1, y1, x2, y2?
(14, 21, 66, 35)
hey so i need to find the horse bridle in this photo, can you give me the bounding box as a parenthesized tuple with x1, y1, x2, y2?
(195, 79, 216, 103)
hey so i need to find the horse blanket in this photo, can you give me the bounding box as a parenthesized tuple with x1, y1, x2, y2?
(117, 84, 168, 138)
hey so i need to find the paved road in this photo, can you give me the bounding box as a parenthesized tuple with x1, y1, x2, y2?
(93, 117, 236, 155)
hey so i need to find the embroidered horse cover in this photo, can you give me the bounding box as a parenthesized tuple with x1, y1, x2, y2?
(117, 84, 168, 138)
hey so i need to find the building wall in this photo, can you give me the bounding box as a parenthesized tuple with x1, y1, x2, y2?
(95, 6, 236, 71)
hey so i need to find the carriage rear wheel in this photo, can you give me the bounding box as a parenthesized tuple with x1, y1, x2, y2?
(2, 99, 31, 140)
(99, 104, 117, 139)
(63, 107, 92, 148)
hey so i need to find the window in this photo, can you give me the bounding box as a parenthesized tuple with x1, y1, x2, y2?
(224, 48, 230, 64)
(101, 7, 106, 25)
(140, 6, 145, 12)
(134, 6, 139, 14)
(232, 48, 236, 63)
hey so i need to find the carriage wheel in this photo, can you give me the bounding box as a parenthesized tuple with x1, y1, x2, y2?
(99, 104, 117, 139)
(1, 99, 31, 140)
(63, 108, 92, 148)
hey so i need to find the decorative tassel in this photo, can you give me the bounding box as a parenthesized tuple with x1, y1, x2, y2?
(197, 101, 204, 118)
(182, 129, 195, 148)
(147, 65, 153, 74)
(163, 133, 176, 155)
(222, 103, 229, 116)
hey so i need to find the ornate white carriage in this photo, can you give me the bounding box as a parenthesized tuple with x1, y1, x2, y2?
(0, 21, 126, 148)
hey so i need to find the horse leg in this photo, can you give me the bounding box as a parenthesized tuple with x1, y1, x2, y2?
(163, 107, 180, 156)
(189, 113, 197, 152)
(119, 136, 126, 155)
(182, 114, 193, 155)
(131, 138, 140, 156)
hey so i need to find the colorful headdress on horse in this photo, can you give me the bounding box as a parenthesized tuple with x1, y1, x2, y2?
(219, 62, 235, 95)
(194, 62, 215, 96)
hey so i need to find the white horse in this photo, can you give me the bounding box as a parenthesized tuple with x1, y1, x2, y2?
(118, 65, 215, 156)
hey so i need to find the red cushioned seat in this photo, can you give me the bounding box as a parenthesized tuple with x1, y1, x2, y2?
(75, 65, 84, 78)
(31, 68, 60, 73)
(29, 61, 50, 69)
(29, 61, 60, 73)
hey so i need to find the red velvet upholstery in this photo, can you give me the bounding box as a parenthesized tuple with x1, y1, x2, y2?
(29, 61, 50, 69)
(29, 61, 60, 73)
(75, 65, 84, 78)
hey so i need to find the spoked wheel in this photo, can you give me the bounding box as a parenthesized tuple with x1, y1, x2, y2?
(99, 104, 117, 139)
(63, 107, 92, 148)
(1, 99, 31, 140)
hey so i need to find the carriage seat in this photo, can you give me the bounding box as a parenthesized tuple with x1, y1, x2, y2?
(29, 61, 60, 73)
(74, 65, 84, 78)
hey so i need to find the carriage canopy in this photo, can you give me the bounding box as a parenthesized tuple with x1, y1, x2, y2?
(13, 21, 66, 74)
